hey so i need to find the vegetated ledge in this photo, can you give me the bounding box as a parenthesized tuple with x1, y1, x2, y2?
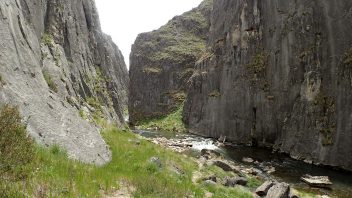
(133, 104, 187, 133)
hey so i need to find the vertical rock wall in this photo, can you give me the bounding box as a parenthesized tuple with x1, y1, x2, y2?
(129, 0, 213, 124)
(183, 0, 352, 170)
(0, 0, 128, 165)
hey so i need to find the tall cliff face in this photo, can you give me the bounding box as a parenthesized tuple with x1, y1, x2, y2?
(129, 0, 213, 124)
(0, 0, 128, 165)
(184, 0, 352, 170)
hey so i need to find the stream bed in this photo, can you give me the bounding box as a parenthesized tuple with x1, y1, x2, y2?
(133, 129, 352, 198)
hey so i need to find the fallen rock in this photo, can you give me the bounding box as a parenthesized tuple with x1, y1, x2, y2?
(255, 181, 275, 196)
(224, 177, 248, 187)
(266, 182, 290, 198)
(212, 160, 234, 172)
(242, 157, 254, 163)
(202, 175, 217, 183)
(201, 149, 222, 158)
(204, 180, 217, 186)
(301, 174, 332, 188)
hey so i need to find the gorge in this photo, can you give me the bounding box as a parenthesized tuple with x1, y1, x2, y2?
(130, 0, 352, 172)
(1, 0, 352, 197)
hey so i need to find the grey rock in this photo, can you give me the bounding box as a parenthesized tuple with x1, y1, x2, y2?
(201, 149, 222, 159)
(183, 0, 352, 171)
(204, 180, 217, 186)
(128, 0, 213, 124)
(0, 0, 128, 165)
(242, 157, 254, 163)
(202, 175, 217, 183)
(149, 157, 162, 168)
(212, 160, 234, 172)
(266, 183, 290, 198)
(255, 181, 275, 197)
(224, 177, 248, 187)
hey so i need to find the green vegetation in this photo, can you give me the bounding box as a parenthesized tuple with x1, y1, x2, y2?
(41, 33, 54, 47)
(143, 67, 163, 74)
(0, 104, 317, 197)
(43, 71, 58, 93)
(86, 97, 106, 125)
(136, 0, 211, 65)
(314, 91, 336, 146)
(0, 105, 34, 196)
(0, 127, 201, 197)
(246, 52, 269, 76)
(79, 109, 87, 120)
(136, 104, 186, 133)
(208, 90, 221, 97)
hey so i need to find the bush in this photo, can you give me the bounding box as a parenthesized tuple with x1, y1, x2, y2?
(43, 71, 58, 92)
(0, 105, 34, 180)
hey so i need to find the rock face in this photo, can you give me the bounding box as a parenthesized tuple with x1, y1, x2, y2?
(0, 0, 128, 165)
(183, 0, 352, 170)
(129, 0, 213, 124)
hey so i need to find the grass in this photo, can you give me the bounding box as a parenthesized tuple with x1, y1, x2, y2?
(208, 90, 221, 97)
(0, 105, 34, 180)
(41, 33, 54, 47)
(136, 104, 186, 133)
(143, 67, 163, 74)
(1, 127, 205, 197)
(43, 71, 58, 93)
(0, 104, 318, 197)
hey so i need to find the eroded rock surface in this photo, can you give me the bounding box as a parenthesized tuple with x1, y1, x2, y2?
(183, 0, 352, 170)
(0, 0, 128, 165)
(129, 0, 213, 124)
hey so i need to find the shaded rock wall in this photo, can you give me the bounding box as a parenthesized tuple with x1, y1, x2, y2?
(0, 0, 128, 165)
(183, 0, 352, 170)
(129, 0, 213, 124)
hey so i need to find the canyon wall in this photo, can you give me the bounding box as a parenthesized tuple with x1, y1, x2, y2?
(129, 0, 213, 124)
(0, 0, 128, 165)
(183, 0, 352, 170)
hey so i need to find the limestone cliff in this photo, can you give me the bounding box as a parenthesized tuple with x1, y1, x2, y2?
(0, 0, 128, 165)
(129, 0, 213, 124)
(184, 0, 352, 170)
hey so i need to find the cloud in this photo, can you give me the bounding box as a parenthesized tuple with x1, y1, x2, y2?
(95, 0, 203, 68)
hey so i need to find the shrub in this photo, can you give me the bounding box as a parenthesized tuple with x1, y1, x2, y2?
(0, 105, 34, 180)
(41, 33, 53, 47)
(43, 71, 58, 92)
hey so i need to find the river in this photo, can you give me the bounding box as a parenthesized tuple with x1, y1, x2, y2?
(134, 129, 352, 198)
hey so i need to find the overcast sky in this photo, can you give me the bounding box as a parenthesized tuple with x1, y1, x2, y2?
(95, 0, 203, 68)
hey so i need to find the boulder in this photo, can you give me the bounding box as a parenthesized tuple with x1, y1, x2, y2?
(204, 180, 217, 186)
(266, 182, 290, 198)
(202, 175, 217, 183)
(301, 174, 332, 188)
(255, 181, 275, 196)
(242, 157, 254, 163)
(212, 160, 234, 172)
(224, 177, 248, 187)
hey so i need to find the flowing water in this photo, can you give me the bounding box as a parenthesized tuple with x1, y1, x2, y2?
(134, 129, 352, 198)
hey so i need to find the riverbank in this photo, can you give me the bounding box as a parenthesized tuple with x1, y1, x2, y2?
(133, 128, 352, 198)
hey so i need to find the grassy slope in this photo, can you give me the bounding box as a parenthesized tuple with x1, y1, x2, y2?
(135, 104, 186, 133)
(2, 127, 254, 197)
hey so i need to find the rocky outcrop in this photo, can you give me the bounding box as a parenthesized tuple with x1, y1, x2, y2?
(183, 0, 352, 170)
(0, 0, 128, 165)
(129, 0, 213, 124)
